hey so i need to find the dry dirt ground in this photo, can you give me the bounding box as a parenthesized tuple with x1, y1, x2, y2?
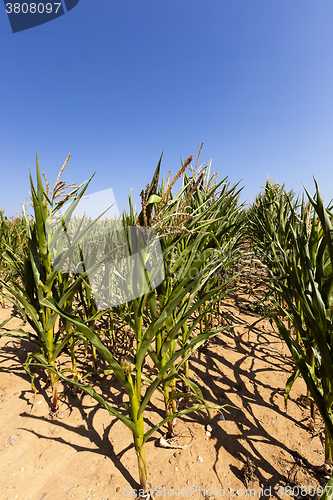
(0, 284, 329, 500)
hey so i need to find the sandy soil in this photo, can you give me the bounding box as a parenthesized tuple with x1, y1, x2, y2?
(0, 284, 329, 500)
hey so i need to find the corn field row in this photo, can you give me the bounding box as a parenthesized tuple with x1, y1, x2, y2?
(0, 150, 332, 499)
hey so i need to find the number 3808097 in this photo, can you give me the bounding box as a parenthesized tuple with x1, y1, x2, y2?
(5, 3, 62, 14)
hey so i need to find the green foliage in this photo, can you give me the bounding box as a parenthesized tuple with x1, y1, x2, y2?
(248, 177, 333, 496)
(0, 150, 244, 495)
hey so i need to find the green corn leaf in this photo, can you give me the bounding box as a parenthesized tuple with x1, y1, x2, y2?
(0, 329, 40, 345)
(146, 195, 162, 205)
(284, 369, 300, 409)
(0, 279, 45, 340)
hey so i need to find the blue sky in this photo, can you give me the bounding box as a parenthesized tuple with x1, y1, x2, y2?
(1, 0, 333, 216)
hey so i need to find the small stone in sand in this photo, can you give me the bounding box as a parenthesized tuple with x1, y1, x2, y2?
(8, 435, 20, 446)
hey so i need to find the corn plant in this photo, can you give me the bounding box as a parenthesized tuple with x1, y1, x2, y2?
(248, 179, 333, 498)
(26, 152, 241, 495)
(0, 150, 244, 496)
(0, 154, 112, 411)
(0, 211, 27, 308)
(272, 186, 333, 445)
(40, 229, 231, 494)
(134, 150, 244, 435)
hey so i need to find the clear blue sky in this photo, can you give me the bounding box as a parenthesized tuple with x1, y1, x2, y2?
(1, 0, 333, 216)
